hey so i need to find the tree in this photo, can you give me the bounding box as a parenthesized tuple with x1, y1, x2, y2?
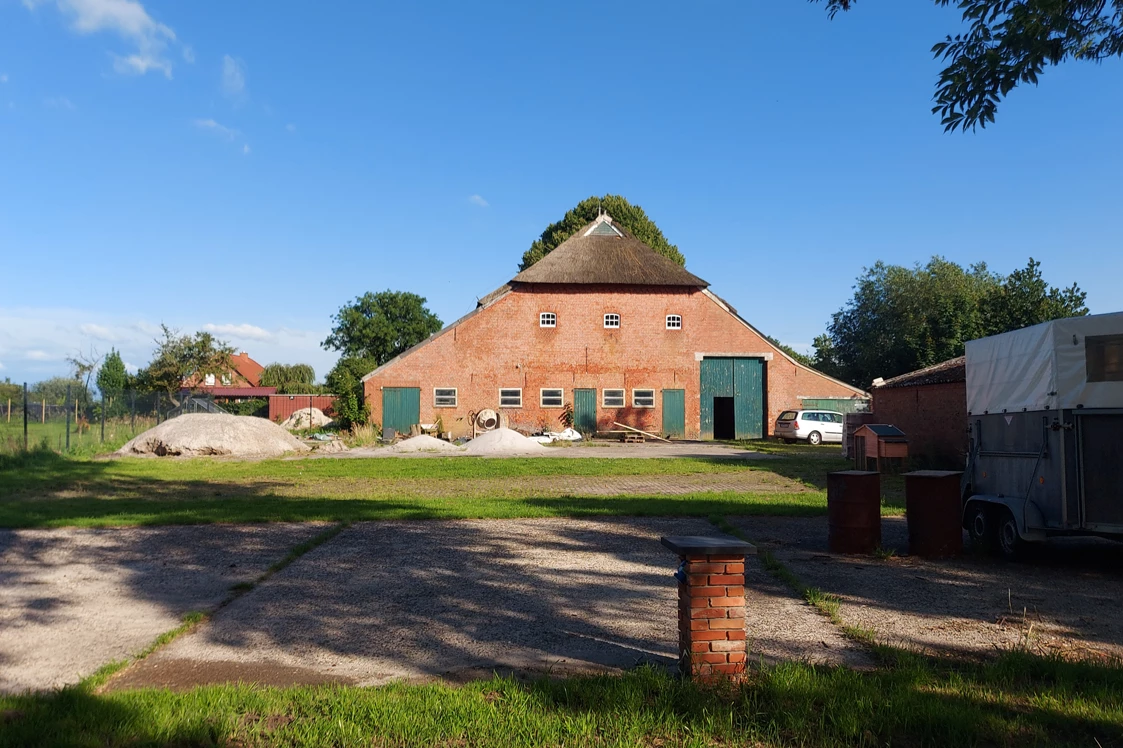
(813, 256, 1086, 387)
(323, 291, 443, 366)
(135, 325, 235, 406)
(259, 363, 318, 393)
(97, 348, 128, 405)
(981, 257, 1088, 333)
(765, 335, 814, 367)
(325, 355, 378, 429)
(30, 377, 88, 406)
(815, 1, 1123, 131)
(519, 195, 685, 271)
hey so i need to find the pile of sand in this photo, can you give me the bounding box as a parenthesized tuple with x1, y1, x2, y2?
(383, 434, 463, 454)
(117, 413, 311, 458)
(464, 427, 548, 456)
(281, 407, 334, 430)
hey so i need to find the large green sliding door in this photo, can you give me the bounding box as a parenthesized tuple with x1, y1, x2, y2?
(699, 358, 764, 440)
(382, 387, 420, 435)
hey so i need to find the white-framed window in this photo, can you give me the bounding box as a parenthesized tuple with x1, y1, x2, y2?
(633, 389, 656, 408)
(540, 312, 557, 328)
(604, 313, 620, 329)
(434, 388, 458, 407)
(540, 388, 564, 408)
(499, 388, 523, 407)
(603, 389, 625, 408)
(204, 373, 216, 386)
(666, 314, 682, 330)
(221, 374, 232, 386)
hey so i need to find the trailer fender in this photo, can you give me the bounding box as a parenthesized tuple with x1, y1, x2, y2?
(964, 496, 1047, 541)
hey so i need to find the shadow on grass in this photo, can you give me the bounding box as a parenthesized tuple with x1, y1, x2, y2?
(3, 652, 1122, 747)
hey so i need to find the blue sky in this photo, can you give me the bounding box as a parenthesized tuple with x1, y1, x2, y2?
(1, 0, 1120, 385)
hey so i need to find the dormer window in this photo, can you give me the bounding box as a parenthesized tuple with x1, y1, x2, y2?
(604, 313, 620, 329)
(666, 315, 682, 330)
(204, 373, 216, 386)
(540, 312, 556, 328)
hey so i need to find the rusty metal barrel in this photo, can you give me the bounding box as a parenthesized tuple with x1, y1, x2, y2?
(905, 470, 964, 558)
(827, 470, 882, 554)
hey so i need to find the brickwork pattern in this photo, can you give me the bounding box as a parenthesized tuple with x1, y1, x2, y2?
(365, 284, 863, 439)
(872, 382, 967, 468)
(677, 554, 747, 680)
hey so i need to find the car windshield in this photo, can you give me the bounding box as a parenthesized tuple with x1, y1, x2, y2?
(778, 411, 798, 421)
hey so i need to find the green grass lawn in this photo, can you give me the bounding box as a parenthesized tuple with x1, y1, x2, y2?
(3, 651, 1121, 747)
(0, 444, 908, 528)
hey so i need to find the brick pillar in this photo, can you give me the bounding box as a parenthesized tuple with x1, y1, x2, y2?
(661, 536, 756, 682)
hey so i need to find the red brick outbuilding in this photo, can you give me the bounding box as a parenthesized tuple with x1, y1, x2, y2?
(870, 356, 967, 468)
(363, 214, 866, 440)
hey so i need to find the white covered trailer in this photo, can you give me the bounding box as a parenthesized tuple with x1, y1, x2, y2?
(964, 313, 1123, 557)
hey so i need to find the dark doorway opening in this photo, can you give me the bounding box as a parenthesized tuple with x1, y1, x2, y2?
(713, 397, 735, 440)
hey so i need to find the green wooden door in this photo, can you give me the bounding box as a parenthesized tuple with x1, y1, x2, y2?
(733, 358, 764, 439)
(700, 357, 764, 440)
(381, 387, 420, 435)
(662, 389, 685, 438)
(699, 358, 734, 439)
(573, 389, 597, 434)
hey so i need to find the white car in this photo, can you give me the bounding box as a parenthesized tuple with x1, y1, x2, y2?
(774, 410, 844, 445)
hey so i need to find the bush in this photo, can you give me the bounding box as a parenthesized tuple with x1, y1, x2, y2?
(218, 398, 268, 417)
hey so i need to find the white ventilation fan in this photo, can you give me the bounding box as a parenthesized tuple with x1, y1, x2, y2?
(475, 409, 499, 431)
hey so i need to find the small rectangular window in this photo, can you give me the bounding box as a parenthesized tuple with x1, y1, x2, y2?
(204, 373, 216, 386)
(499, 388, 523, 407)
(221, 374, 232, 386)
(603, 389, 625, 408)
(540, 388, 563, 408)
(434, 388, 458, 407)
(666, 314, 682, 330)
(633, 389, 655, 408)
(604, 313, 620, 329)
(1087, 334, 1123, 382)
(540, 312, 556, 328)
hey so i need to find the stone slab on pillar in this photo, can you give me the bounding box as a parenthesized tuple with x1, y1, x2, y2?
(661, 535, 756, 682)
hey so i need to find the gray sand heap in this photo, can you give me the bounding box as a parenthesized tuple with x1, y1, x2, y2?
(464, 427, 548, 456)
(117, 413, 311, 457)
(382, 434, 464, 454)
(280, 407, 334, 430)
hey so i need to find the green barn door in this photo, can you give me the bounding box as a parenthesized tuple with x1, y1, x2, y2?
(573, 389, 597, 434)
(382, 387, 420, 435)
(662, 389, 685, 438)
(733, 358, 764, 439)
(700, 359, 734, 440)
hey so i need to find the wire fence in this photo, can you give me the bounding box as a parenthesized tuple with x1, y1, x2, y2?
(0, 385, 226, 455)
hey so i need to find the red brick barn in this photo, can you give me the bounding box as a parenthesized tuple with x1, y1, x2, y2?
(362, 214, 866, 440)
(869, 356, 967, 468)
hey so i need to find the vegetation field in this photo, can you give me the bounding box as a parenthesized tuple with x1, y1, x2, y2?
(3, 651, 1121, 747)
(0, 417, 154, 457)
(0, 444, 906, 528)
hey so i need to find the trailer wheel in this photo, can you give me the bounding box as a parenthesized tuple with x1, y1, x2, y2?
(997, 509, 1023, 561)
(965, 504, 995, 551)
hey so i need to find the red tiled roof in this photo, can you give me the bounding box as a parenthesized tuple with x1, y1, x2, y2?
(230, 352, 265, 387)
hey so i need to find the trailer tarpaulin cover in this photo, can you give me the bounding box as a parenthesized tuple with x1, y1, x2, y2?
(966, 312, 1123, 414)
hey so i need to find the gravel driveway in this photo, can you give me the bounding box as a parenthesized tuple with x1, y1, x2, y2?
(733, 516, 1123, 661)
(110, 518, 866, 690)
(0, 524, 324, 693)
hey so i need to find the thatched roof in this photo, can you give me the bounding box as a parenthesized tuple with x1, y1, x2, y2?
(872, 356, 966, 389)
(512, 215, 708, 287)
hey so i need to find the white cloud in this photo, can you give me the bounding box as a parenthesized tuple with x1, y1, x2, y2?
(0, 74, 8, 83)
(242, 143, 251, 155)
(203, 323, 273, 342)
(123, 361, 138, 374)
(468, 194, 489, 208)
(0, 361, 5, 370)
(192, 117, 238, 140)
(78, 323, 116, 340)
(26, 0, 183, 78)
(182, 45, 194, 63)
(26, 350, 51, 361)
(221, 54, 245, 98)
(44, 96, 76, 110)
(285, 123, 296, 133)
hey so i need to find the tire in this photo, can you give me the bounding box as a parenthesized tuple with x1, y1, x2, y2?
(807, 431, 822, 446)
(965, 503, 995, 551)
(997, 509, 1023, 561)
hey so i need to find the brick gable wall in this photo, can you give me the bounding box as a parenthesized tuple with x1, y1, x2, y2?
(871, 381, 968, 468)
(364, 284, 862, 439)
